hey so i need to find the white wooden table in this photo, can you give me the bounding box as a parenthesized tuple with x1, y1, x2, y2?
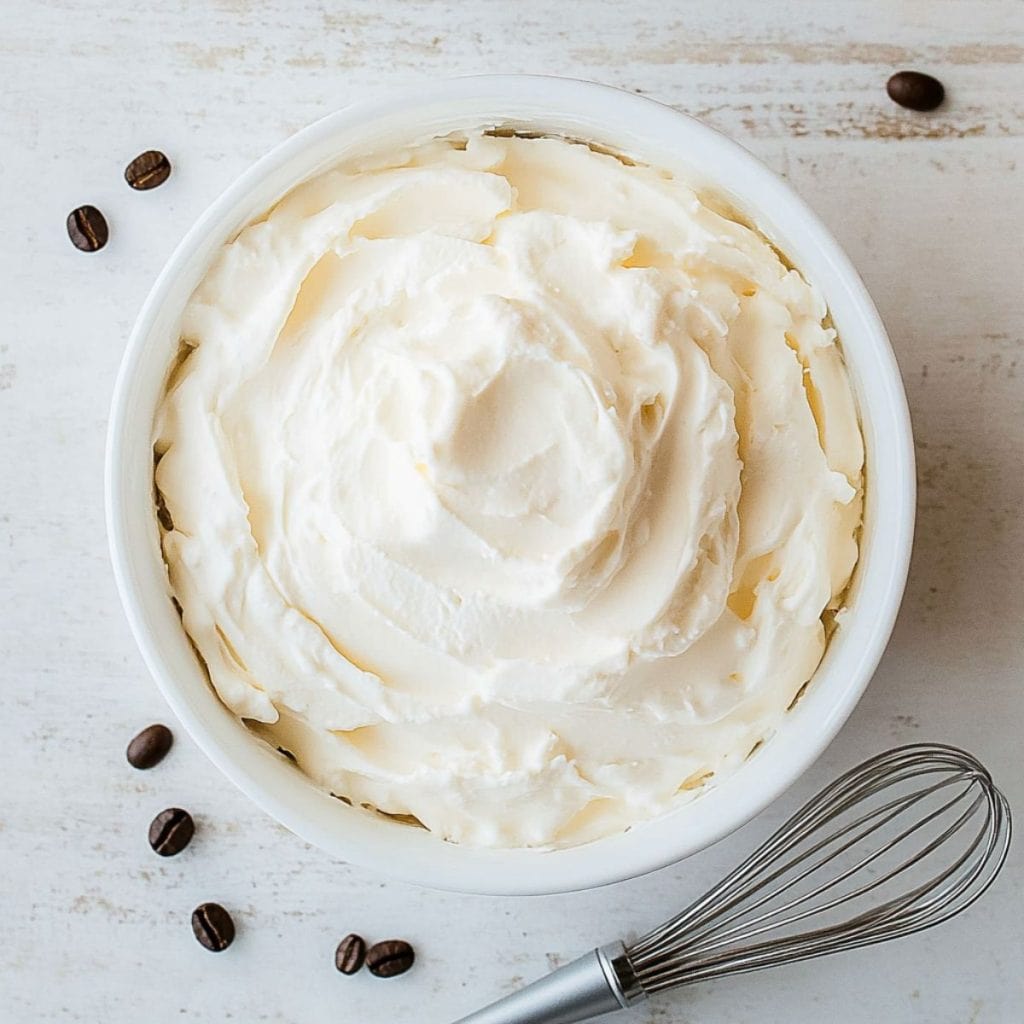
(2, 2, 1022, 1021)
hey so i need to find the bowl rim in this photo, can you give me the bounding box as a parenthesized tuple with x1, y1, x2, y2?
(106, 74, 916, 895)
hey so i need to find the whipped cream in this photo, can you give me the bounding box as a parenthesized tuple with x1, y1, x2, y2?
(154, 132, 863, 848)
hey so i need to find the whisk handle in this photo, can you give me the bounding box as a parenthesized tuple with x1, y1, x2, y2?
(450, 942, 644, 1024)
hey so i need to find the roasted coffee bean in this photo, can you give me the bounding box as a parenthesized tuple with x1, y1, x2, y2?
(66, 205, 108, 252)
(335, 933, 367, 974)
(124, 149, 172, 190)
(365, 939, 415, 978)
(886, 70, 945, 111)
(148, 807, 194, 856)
(126, 723, 173, 769)
(191, 902, 235, 952)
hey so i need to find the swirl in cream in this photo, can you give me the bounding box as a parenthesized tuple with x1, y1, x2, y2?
(154, 133, 863, 848)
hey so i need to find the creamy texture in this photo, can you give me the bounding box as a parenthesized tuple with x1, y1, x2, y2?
(154, 133, 863, 849)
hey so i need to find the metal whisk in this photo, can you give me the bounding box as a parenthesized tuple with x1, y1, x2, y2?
(453, 744, 1011, 1024)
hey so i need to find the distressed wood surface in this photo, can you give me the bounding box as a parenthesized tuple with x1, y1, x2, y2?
(2, 1, 1023, 1021)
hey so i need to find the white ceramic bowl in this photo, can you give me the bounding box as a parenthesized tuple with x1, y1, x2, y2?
(106, 75, 915, 896)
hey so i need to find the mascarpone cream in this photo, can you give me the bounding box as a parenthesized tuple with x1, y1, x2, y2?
(154, 132, 863, 848)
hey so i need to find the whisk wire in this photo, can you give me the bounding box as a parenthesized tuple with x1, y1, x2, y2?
(671, 777, 979, 955)
(627, 744, 1011, 995)
(631, 749, 985, 958)
(633, 765, 969, 960)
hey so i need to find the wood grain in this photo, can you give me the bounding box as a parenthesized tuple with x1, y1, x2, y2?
(1, 1, 1022, 1021)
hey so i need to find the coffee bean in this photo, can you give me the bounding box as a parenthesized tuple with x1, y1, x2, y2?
(66, 205, 108, 252)
(365, 939, 415, 978)
(125, 149, 172, 191)
(191, 902, 235, 952)
(335, 933, 367, 974)
(886, 70, 945, 112)
(148, 807, 194, 856)
(126, 723, 173, 769)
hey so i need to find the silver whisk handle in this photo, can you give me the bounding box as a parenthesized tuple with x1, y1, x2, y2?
(450, 942, 644, 1024)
